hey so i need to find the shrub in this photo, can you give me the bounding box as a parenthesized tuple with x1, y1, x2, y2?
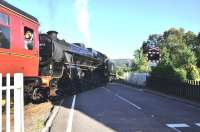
(186, 64, 200, 80)
(116, 69, 124, 77)
(174, 68, 187, 80)
(151, 63, 176, 79)
(133, 49, 150, 73)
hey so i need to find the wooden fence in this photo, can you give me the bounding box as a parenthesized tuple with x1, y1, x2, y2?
(0, 73, 24, 132)
(147, 76, 200, 99)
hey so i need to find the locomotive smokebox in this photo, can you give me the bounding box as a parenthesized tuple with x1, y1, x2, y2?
(47, 31, 58, 40)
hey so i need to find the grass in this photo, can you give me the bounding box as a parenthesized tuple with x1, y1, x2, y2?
(2, 99, 6, 106)
(36, 118, 45, 130)
(2, 97, 15, 114)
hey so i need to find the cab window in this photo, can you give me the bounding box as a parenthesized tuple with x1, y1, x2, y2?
(0, 12, 10, 49)
(0, 12, 9, 25)
(24, 27, 34, 50)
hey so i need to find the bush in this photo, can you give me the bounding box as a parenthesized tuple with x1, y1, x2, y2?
(150, 63, 188, 81)
(150, 63, 200, 81)
(186, 64, 200, 80)
(151, 64, 176, 79)
(174, 68, 187, 80)
(133, 49, 150, 73)
(116, 69, 124, 77)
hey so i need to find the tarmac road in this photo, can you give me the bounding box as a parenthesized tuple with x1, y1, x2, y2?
(50, 83, 200, 132)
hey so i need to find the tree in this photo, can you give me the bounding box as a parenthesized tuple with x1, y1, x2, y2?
(158, 28, 196, 68)
(192, 32, 200, 67)
(183, 31, 197, 50)
(142, 34, 163, 54)
(163, 28, 185, 46)
(133, 49, 150, 72)
(159, 47, 171, 66)
(148, 34, 163, 47)
(170, 45, 196, 68)
(141, 28, 199, 80)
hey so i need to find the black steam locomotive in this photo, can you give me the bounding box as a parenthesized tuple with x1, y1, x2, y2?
(31, 31, 113, 101)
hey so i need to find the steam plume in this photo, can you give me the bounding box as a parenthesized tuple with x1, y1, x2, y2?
(47, 0, 56, 29)
(75, 0, 91, 46)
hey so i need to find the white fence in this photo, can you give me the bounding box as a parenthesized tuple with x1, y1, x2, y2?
(0, 73, 24, 132)
(124, 72, 149, 86)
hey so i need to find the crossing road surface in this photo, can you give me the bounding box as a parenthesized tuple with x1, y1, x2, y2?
(50, 83, 200, 132)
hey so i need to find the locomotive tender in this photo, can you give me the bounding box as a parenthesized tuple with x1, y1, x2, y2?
(0, 1, 112, 101)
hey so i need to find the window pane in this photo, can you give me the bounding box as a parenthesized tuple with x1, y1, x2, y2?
(0, 12, 9, 25)
(0, 25, 10, 49)
(24, 27, 34, 50)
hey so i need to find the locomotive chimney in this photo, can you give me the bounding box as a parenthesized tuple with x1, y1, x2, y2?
(47, 31, 58, 40)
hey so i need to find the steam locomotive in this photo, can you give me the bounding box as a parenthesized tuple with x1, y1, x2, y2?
(0, 1, 113, 102)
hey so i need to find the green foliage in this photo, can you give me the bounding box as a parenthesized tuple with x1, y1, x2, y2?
(160, 28, 196, 67)
(171, 46, 196, 67)
(185, 64, 200, 80)
(159, 47, 171, 65)
(133, 49, 150, 73)
(123, 67, 132, 72)
(151, 63, 175, 78)
(151, 63, 187, 80)
(162, 28, 185, 47)
(174, 68, 187, 80)
(140, 27, 200, 81)
(116, 68, 124, 77)
(183, 31, 197, 50)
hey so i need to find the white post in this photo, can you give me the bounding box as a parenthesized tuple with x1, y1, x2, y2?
(14, 73, 24, 132)
(14, 74, 21, 132)
(0, 73, 2, 132)
(19, 74, 24, 132)
(6, 73, 11, 132)
(0, 73, 24, 132)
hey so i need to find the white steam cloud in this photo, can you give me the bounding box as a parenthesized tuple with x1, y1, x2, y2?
(75, 0, 91, 46)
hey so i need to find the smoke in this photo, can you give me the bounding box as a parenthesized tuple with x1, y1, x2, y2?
(47, 0, 56, 29)
(75, 0, 91, 46)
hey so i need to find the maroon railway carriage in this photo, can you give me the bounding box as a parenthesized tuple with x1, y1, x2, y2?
(0, 1, 39, 77)
(0, 1, 43, 101)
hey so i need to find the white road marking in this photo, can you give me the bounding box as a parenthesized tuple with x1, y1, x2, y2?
(115, 94, 142, 110)
(195, 123, 200, 127)
(102, 87, 111, 92)
(42, 99, 64, 132)
(166, 123, 190, 132)
(66, 95, 76, 132)
(103, 87, 142, 110)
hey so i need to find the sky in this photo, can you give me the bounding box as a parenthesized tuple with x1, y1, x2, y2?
(6, 0, 200, 59)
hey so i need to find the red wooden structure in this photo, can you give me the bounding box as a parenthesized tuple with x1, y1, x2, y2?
(0, 1, 39, 77)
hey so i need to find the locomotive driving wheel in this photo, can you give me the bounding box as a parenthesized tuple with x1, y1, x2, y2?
(32, 88, 48, 103)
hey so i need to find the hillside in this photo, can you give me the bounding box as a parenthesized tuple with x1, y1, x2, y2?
(111, 59, 133, 68)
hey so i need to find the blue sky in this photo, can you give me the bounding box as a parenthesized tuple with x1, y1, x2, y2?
(6, 0, 200, 59)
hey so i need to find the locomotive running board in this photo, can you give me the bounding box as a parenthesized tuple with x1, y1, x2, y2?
(64, 63, 98, 69)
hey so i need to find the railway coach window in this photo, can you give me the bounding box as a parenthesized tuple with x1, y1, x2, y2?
(0, 12, 10, 49)
(0, 25, 10, 49)
(24, 27, 34, 50)
(0, 12, 10, 25)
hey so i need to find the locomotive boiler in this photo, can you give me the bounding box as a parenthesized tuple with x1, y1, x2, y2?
(39, 31, 106, 78)
(37, 31, 111, 100)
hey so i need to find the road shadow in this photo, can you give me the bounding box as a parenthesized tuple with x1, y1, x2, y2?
(57, 83, 172, 132)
